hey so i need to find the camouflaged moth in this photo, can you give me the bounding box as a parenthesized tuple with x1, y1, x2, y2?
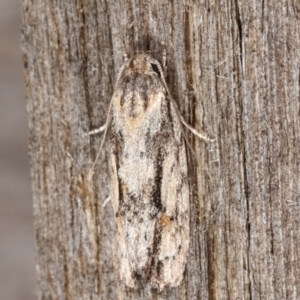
(88, 51, 212, 289)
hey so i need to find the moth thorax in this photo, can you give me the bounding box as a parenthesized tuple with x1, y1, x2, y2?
(129, 54, 152, 73)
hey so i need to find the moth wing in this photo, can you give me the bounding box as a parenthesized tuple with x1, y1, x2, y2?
(150, 101, 190, 289)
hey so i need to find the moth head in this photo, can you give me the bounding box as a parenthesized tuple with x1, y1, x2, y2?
(128, 53, 163, 78)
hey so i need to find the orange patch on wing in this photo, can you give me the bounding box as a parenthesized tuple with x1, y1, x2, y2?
(158, 214, 173, 230)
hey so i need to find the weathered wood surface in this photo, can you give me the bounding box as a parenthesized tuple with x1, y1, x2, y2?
(22, 1, 300, 299)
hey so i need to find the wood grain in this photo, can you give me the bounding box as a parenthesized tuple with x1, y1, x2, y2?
(22, 1, 300, 299)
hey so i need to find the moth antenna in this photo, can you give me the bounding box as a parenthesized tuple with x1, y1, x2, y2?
(121, 41, 129, 62)
(123, 51, 128, 62)
(147, 56, 210, 162)
(161, 41, 167, 73)
(88, 58, 130, 177)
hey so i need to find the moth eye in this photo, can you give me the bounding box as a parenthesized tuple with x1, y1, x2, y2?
(150, 63, 161, 77)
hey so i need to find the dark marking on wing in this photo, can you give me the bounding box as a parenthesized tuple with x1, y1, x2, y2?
(151, 149, 163, 216)
(149, 225, 162, 272)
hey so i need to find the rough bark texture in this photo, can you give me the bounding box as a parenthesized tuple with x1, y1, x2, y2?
(22, 1, 300, 299)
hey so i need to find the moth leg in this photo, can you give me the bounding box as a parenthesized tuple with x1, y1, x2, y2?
(179, 117, 214, 143)
(88, 120, 110, 177)
(87, 109, 113, 177)
(87, 124, 106, 136)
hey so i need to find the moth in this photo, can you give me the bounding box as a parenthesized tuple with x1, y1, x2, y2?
(88, 50, 211, 289)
